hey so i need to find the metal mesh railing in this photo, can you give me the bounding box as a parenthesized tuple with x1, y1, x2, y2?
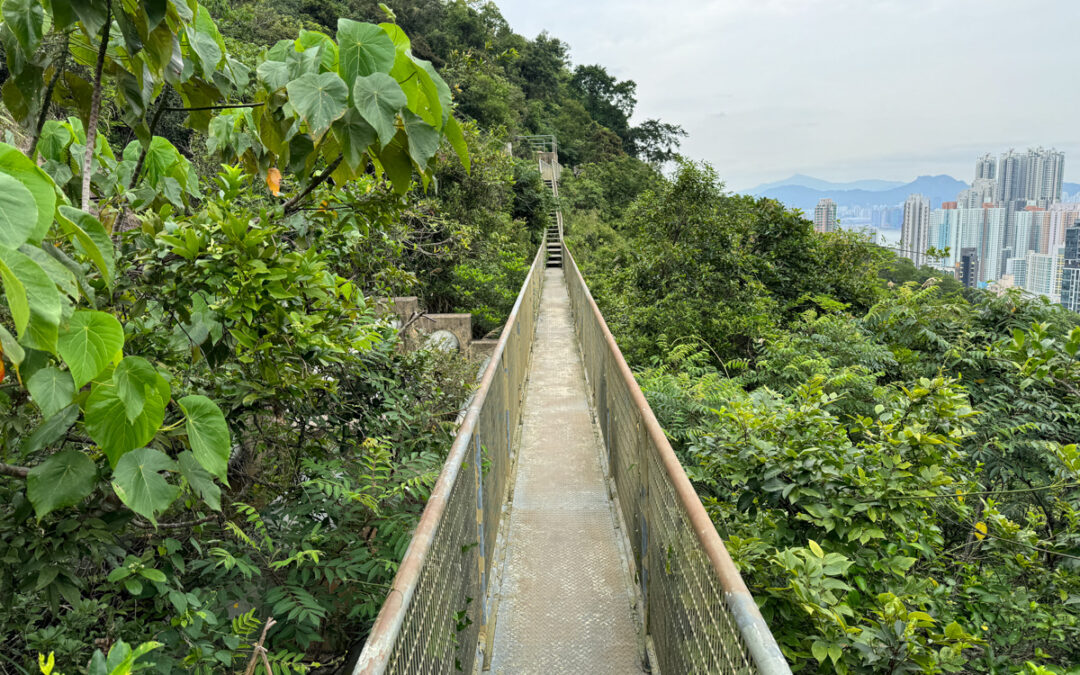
(354, 244, 546, 675)
(562, 244, 792, 675)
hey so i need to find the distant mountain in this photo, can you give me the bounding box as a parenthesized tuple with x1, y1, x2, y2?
(751, 175, 970, 213)
(1065, 182, 1080, 195)
(748, 174, 907, 194)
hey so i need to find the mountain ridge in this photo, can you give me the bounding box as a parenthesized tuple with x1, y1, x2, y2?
(748, 174, 971, 213)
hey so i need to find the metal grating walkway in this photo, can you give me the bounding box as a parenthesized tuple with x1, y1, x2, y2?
(486, 268, 646, 674)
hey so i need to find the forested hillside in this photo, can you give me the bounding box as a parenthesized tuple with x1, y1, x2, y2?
(566, 162, 1080, 672)
(0, 0, 678, 672)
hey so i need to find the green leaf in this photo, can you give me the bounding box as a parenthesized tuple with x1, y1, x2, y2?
(811, 641, 828, 663)
(138, 567, 167, 583)
(944, 621, 964, 639)
(375, 131, 413, 194)
(828, 645, 842, 665)
(0, 324, 24, 366)
(808, 539, 824, 558)
(333, 108, 377, 171)
(0, 245, 61, 351)
(286, 71, 349, 140)
(124, 577, 143, 595)
(57, 310, 124, 389)
(111, 447, 180, 525)
(56, 205, 114, 285)
(187, 26, 222, 78)
(26, 366, 75, 418)
(85, 379, 166, 467)
(0, 142, 57, 242)
(401, 110, 440, 170)
(0, 174, 38, 249)
(178, 395, 231, 482)
(336, 19, 395, 91)
(178, 450, 222, 510)
(0, 248, 29, 336)
(352, 72, 406, 148)
(20, 404, 80, 457)
(1, 0, 45, 55)
(26, 450, 97, 519)
(444, 116, 470, 172)
(113, 356, 159, 422)
(106, 566, 131, 582)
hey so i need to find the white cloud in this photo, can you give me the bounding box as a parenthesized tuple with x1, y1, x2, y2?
(495, 0, 1080, 189)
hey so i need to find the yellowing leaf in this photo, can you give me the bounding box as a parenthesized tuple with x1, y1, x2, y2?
(974, 522, 987, 541)
(266, 167, 282, 196)
(808, 539, 824, 558)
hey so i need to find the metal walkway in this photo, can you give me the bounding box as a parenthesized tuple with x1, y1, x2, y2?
(487, 267, 645, 674)
(354, 139, 790, 675)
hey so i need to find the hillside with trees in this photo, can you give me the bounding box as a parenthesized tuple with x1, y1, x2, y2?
(1, 0, 1078, 674)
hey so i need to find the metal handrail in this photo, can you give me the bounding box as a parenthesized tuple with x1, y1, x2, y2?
(354, 243, 546, 674)
(561, 242, 791, 675)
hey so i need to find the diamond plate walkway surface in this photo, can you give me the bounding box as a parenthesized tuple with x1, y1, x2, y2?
(487, 267, 646, 675)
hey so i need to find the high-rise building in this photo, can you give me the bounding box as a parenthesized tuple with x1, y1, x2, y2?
(813, 199, 837, 233)
(976, 153, 996, 181)
(1023, 147, 1065, 205)
(1023, 250, 1060, 299)
(929, 202, 960, 268)
(1061, 223, 1080, 313)
(997, 150, 1027, 205)
(993, 147, 1065, 206)
(1047, 204, 1080, 253)
(957, 248, 979, 288)
(901, 194, 931, 266)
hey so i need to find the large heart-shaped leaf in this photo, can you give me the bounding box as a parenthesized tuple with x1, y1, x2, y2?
(0, 245, 61, 351)
(177, 450, 221, 511)
(178, 395, 231, 482)
(85, 378, 166, 467)
(0, 174, 37, 249)
(444, 116, 470, 172)
(113, 356, 160, 422)
(285, 72, 349, 139)
(56, 206, 115, 286)
(353, 72, 406, 148)
(111, 448, 180, 525)
(27, 449, 97, 520)
(26, 366, 75, 418)
(333, 109, 377, 171)
(58, 310, 124, 389)
(401, 110, 440, 170)
(336, 19, 395, 93)
(0, 142, 56, 242)
(1, 0, 45, 56)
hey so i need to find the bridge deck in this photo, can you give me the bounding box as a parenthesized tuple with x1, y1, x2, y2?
(487, 268, 646, 674)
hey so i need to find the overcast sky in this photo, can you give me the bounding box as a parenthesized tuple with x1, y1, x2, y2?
(495, 0, 1080, 191)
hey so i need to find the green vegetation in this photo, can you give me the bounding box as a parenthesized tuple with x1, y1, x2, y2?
(569, 161, 1080, 673)
(0, 0, 682, 671)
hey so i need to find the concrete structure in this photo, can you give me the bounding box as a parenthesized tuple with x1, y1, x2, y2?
(929, 202, 960, 268)
(1061, 223, 1080, 313)
(994, 147, 1065, 206)
(813, 198, 837, 233)
(901, 194, 931, 266)
(976, 153, 996, 180)
(1023, 250, 1060, 299)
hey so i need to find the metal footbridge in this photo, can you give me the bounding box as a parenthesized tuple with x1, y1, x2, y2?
(354, 139, 790, 675)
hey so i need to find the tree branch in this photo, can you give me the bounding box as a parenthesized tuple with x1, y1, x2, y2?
(164, 102, 264, 112)
(30, 37, 69, 158)
(127, 91, 169, 190)
(0, 463, 30, 479)
(80, 0, 112, 211)
(282, 155, 343, 216)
